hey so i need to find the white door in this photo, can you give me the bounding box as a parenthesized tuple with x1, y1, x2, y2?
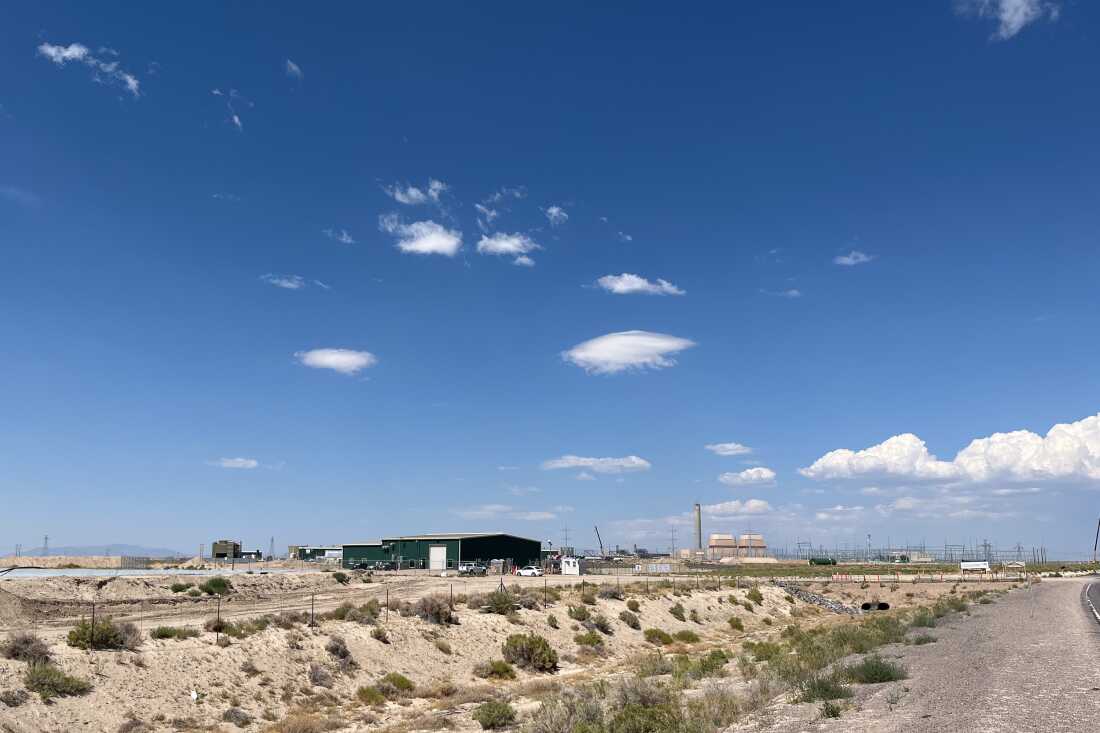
(429, 545, 447, 572)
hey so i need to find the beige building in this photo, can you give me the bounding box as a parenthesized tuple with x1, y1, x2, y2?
(707, 532, 768, 560)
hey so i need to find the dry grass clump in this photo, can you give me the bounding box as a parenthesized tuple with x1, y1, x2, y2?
(644, 628, 673, 645)
(668, 603, 686, 622)
(417, 594, 458, 625)
(727, 616, 744, 632)
(149, 626, 200, 641)
(567, 605, 590, 622)
(597, 585, 623, 600)
(371, 626, 390, 644)
(308, 663, 333, 689)
(223, 707, 253, 728)
(0, 689, 31, 708)
(1, 632, 51, 664)
(672, 630, 700, 643)
(626, 599, 641, 612)
(481, 591, 516, 615)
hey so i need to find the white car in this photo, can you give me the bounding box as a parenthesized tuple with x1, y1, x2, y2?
(517, 565, 543, 577)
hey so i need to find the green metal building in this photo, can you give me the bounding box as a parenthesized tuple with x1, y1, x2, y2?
(342, 533, 542, 570)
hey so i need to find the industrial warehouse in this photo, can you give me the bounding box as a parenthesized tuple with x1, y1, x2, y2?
(292, 532, 543, 571)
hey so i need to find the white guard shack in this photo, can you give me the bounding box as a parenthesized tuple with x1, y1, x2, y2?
(960, 560, 990, 573)
(561, 557, 586, 576)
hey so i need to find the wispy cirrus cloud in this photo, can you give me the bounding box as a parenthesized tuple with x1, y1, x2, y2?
(285, 59, 303, 80)
(322, 228, 356, 245)
(0, 185, 41, 208)
(37, 42, 141, 97)
(596, 273, 684, 296)
(210, 457, 259, 469)
(541, 455, 651, 474)
(760, 288, 802, 299)
(211, 88, 252, 132)
(379, 214, 462, 256)
(260, 274, 307, 290)
(295, 348, 377, 375)
(956, 0, 1060, 40)
(705, 442, 752, 456)
(562, 330, 695, 374)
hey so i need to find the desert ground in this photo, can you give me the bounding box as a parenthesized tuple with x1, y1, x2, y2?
(0, 568, 1059, 732)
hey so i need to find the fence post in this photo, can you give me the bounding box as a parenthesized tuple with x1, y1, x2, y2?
(216, 597, 222, 645)
(90, 600, 96, 650)
(386, 586, 390, 621)
(449, 584, 454, 610)
(310, 594, 315, 627)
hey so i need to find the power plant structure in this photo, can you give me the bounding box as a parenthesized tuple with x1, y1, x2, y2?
(693, 503, 702, 553)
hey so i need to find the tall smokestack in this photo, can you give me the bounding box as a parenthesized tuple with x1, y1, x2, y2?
(693, 503, 702, 551)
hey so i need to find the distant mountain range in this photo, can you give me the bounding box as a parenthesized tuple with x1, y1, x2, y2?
(11, 544, 189, 558)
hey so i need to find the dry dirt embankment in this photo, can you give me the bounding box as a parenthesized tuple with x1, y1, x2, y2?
(735, 577, 1100, 732)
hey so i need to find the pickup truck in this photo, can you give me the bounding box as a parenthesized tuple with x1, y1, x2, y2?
(458, 562, 487, 576)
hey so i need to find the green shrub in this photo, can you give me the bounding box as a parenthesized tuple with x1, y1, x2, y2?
(371, 626, 389, 644)
(223, 707, 252, 728)
(67, 618, 141, 650)
(24, 663, 91, 700)
(821, 700, 843, 718)
(502, 633, 558, 672)
(380, 672, 415, 693)
(909, 608, 936, 628)
(574, 630, 603, 647)
(911, 633, 936, 645)
(597, 586, 623, 600)
(0, 689, 30, 707)
(672, 630, 700, 643)
(619, 610, 640, 629)
(608, 702, 681, 733)
(198, 576, 232, 596)
(690, 609, 703, 624)
(746, 587, 764, 605)
(626, 599, 640, 613)
(1, 633, 51, 664)
(474, 659, 516, 680)
(743, 640, 783, 662)
(356, 685, 386, 706)
(482, 591, 516, 615)
(547, 614, 559, 629)
(741, 601, 755, 613)
(727, 616, 744, 632)
(568, 605, 590, 622)
(473, 700, 516, 730)
(186, 588, 202, 597)
(332, 572, 349, 585)
(644, 628, 673, 645)
(668, 603, 686, 621)
(635, 653, 675, 677)
(581, 592, 597, 605)
(844, 655, 907, 684)
(798, 674, 852, 702)
(169, 582, 193, 593)
(149, 626, 200, 641)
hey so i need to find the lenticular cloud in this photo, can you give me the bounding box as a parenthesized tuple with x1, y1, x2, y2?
(562, 330, 695, 374)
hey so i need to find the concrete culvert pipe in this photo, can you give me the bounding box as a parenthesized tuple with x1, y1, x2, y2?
(877, 602, 890, 611)
(861, 602, 873, 611)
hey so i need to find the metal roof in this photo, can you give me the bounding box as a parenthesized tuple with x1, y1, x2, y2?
(341, 532, 540, 546)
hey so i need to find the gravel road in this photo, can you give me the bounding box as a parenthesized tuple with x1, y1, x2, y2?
(739, 578, 1100, 732)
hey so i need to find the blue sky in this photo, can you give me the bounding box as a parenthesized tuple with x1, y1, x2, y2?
(3, 1, 1099, 557)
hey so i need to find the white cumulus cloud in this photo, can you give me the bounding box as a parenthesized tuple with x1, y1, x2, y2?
(705, 442, 753, 456)
(562, 330, 696, 374)
(379, 214, 462, 256)
(957, 0, 1060, 40)
(541, 455, 651, 474)
(295, 348, 378, 375)
(384, 179, 448, 206)
(719, 467, 777, 486)
(477, 232, 541, 261)
(702, 499, 772, 517)
(833, 250, 874, 266)
(596, 273, 684, 296)
(800, 412, 1100, 484)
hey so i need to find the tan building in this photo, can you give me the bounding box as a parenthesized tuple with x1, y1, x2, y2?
(707, 532, 768, 560)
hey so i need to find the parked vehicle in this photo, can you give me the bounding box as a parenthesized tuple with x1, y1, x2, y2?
(459, 562, 487, 576)
(517, 565, 543, 577)
(372, 561, 397, 571)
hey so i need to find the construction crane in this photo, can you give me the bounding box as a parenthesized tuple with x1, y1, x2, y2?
(1093, 518, 1099, 563)
(594, 525, 605, 558)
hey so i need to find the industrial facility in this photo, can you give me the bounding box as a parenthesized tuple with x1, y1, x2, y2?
(341, 533, 542, 571)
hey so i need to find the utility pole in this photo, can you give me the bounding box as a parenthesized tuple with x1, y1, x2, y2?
(1093, 519, 1099, 563)
(670, 527, 677, 558)
(43, 535, 48, 557)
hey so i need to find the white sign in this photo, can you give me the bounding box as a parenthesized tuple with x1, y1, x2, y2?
(960, 561, 990, 572)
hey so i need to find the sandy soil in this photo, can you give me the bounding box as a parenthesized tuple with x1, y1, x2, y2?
(0, 572, 1017, 733)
